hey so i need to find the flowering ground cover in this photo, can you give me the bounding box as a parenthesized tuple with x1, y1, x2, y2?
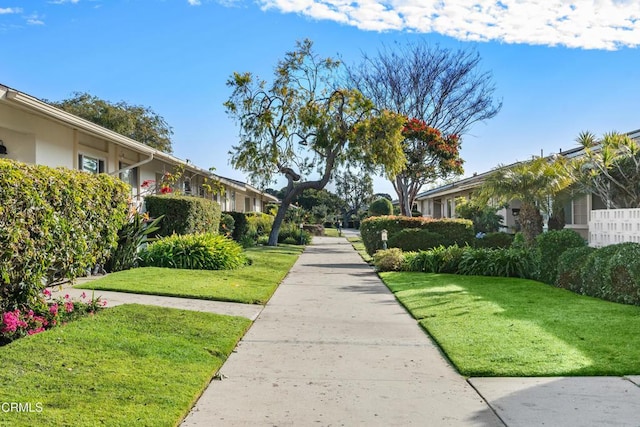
(0, 304, 250, 426)
(77, 244, 303, 304)
(380, 272, 640, 376)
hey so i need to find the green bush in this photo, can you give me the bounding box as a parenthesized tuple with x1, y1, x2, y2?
(579, 242, 640, 305)
(218, 213, 235, 238)
(224, 211, 248, 242)
(373, 248, 406, 272)
(458, 247, 535, 278)
(387, 228, 445, 252)
(0, 160, 129, 310)
(368, 198, 393, 216)
(536, 229, 587, 284)
(405, 245, 465, 273)
(140, 233, 247, 270)
(360, 215, 473, 256)
(145, 195, 221, 237)
(277, 223, 312, 245)
(246, 212, 274, 238)
(474, 232, 514, 249)
(105, 213, 163, 273)
(555, 246, 596, 292)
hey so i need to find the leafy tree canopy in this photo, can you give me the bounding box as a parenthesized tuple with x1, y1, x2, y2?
(224, 39, 407, 245)
(48, 92, 174, 153)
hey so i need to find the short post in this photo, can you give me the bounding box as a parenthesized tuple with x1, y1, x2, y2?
(381, 229, 388, 250)
(299, 223, 304, 245)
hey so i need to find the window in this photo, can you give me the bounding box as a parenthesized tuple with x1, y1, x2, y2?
(119, 162, 138, 190)
(79, 154, 105, 174)
(573, 195, 588, 225)
(245, 197, 251, 212)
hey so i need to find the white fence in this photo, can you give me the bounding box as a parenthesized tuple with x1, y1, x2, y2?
(589, 209, 640, 247)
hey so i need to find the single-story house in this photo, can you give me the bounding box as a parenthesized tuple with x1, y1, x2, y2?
(0, 84, 278, 212)
(413, 129, 640, 240)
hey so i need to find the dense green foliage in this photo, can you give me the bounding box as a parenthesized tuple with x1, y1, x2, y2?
(0, 160, 129, 310)
(141, 233, 247, 270)
(535, 229, 587, 284)
(223, 211, 248, 242)
(105, 213, 163, 272)
(454, 197, 504, 233)
(579, 242, 640, 305)
(555, 246, 596, 292)
(360, 215, 473, 255)
(277, 223, 312, 245)
(387, 228, 445, 252)
(49, 92, 174, 153)
(218, 213, 235, 237)
(372, 248, 406, 272)
(246, 212, 274, 239)
(473, 232, 514, 248)
(145, 195, 221, 236)
(368, 198, 393, 217)
(404, 245, 466, 274)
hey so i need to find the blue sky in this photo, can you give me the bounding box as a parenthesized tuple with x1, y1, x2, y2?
(2, 0, 640, 196)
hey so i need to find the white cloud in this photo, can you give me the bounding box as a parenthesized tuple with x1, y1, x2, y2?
(48, 0, 80, 4)
(188, 0, 202, 5)
(26, 14, 45, 25)
(0, 8, 23, 14)
(256, 0, 640, 50)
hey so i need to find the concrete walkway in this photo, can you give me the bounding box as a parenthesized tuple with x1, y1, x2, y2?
(60, 234, 640, 426)
(181, 236, 502, 426)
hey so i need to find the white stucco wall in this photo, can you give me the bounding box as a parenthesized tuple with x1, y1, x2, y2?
(589, 209, 640, 247)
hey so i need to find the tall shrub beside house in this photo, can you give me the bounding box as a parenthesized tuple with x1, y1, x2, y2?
(0, 159, 129, 310)
(145, 195, 221, 237)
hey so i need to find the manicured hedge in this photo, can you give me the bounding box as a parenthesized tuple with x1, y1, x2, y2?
(360, 215, 474, 255)
(580, 242, 640, 305)
(0, 159, 129, 309)
(145, 195, 221, 237)
(387, 228, 445, 252)
(555, 246, 596, 292)
(223, 211, 248, 242)
(535, 229, 587, 284)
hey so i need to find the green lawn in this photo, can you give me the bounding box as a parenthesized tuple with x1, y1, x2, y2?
(348, 236, 372, 263)
(0, 304, 251, 427)
(323, 227, 340, 237)
(380, 272, 640, 377)
(77, 244, 303, 304)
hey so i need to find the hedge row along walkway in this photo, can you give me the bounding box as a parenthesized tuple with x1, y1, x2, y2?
(61, 235, 640, 426)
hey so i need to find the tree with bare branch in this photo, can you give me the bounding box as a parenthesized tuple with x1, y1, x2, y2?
(348, 42, 502, 216)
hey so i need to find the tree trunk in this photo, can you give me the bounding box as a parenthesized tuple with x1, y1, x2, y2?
(519, 202, 543, 246)
(267, 199, 291, 246)
(394, 175, 412, 216)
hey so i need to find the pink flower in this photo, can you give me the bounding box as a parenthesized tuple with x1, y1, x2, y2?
(49, 304, 59, 316)
(2, 311, 19, 333)
(64, 302, 74, 313)
(43, 288, 51, 297)
(64, 294, 70, 300)
(81, 292, 87, 300)
(27, 327, 45, 335)
(101, 300, 107, 307)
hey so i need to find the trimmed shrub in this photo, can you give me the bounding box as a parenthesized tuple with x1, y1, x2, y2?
(277, 223, 312, 245)
(218, 213, 235, 238)
(360, 215, 473, 255)
(224, 211, 248, 242)
(579, 242, 640, 305)
(387, 228, 446, 252)
(373, 248, 405, 272)
(140, 233, 247, 270)
(368, 198, 393, 216)
(0, 160, 129, 310)
(145, 195, 221, 237)
(246, 212, 274, 238)
(474, 232, 514, 249)
(536, 229, 587, 284)
(555, 246, 596, 292)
